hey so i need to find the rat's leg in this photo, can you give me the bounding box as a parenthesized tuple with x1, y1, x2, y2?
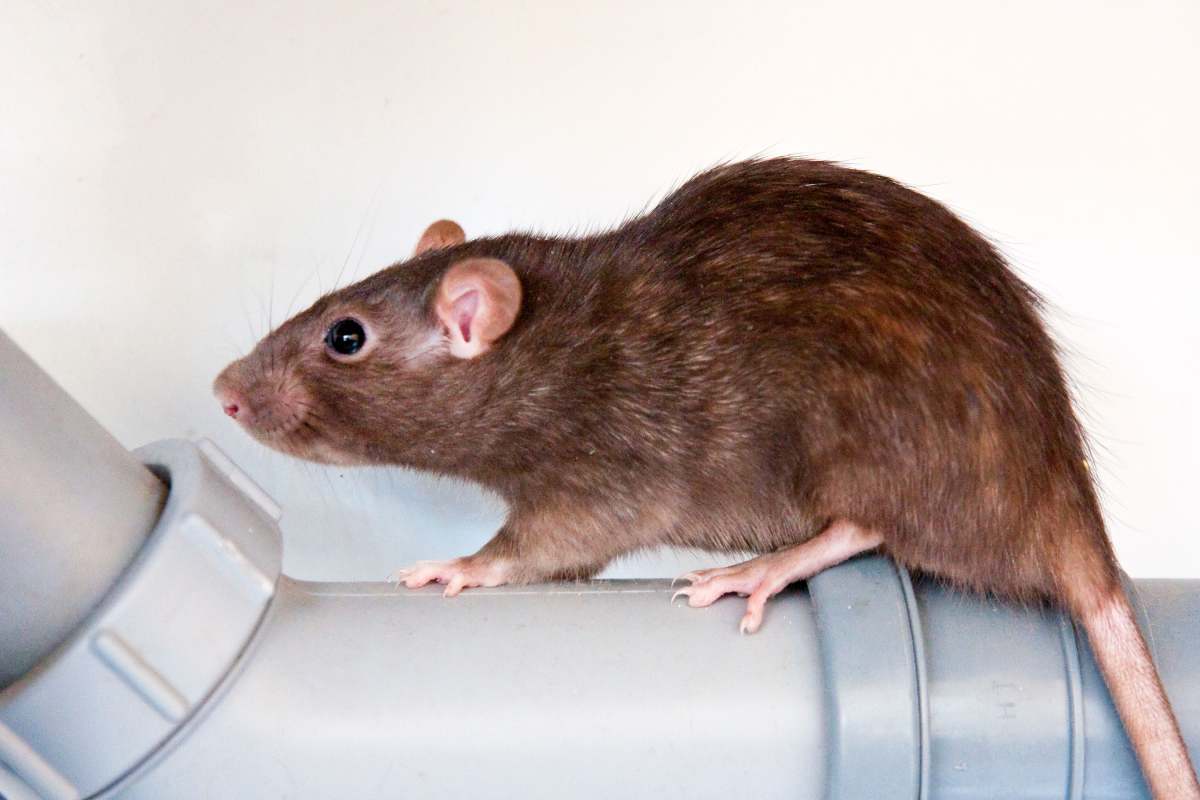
(389, 508, 624, 597)
(673, 519, 883, 633)
(387, 524, 528, 597)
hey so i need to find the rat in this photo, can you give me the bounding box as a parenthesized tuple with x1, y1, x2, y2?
(213, 158, 1198, 797)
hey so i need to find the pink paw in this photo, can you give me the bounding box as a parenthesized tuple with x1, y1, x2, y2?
(388, 557, 512, 597)
(671, 521, 885, 635)
(672, 559, 781, 635)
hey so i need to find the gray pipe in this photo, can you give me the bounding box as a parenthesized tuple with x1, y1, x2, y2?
(0, 330, 165, 688)
(0, 332, 1196, 800)
(117, 566, 1200, 800)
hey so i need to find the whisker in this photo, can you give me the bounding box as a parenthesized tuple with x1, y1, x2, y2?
(254, 289, 268, 339)
(240, 297, 257, 348)
(349, 178, 387, 285)
(311, 253, 325, 295)
(284, 268, 318, 321)
(335, 178, 386, 291)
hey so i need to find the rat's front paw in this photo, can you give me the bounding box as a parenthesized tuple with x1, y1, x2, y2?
(388, 556, 513, 597)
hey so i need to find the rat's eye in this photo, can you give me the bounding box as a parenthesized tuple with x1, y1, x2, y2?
(325, 318, 367, 357)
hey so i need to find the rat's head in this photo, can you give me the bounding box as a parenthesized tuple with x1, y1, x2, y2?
(212, 220, 522, 466)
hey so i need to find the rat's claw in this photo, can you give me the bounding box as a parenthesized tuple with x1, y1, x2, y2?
(670, 580, 734, 608)
(444, 573, 467, 597)
(739, 614, 758, 635)
(670, 571, 703, 588)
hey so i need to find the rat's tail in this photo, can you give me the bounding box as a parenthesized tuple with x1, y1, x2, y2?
(1067, 579, 1200, 799)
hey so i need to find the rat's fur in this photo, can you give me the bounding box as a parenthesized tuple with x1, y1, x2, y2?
(216, 158, 1198, 797)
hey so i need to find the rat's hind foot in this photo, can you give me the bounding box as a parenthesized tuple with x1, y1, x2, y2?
(672, 555, 790, 634)
(388, 556, 513, 597)
(672, 520, 883, 634)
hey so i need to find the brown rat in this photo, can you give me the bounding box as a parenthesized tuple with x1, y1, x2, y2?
(214, 158, 1198, 797)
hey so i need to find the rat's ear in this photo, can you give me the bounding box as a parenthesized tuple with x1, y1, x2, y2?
(413, 219, 466, 257)
(435, 258, 522, 359)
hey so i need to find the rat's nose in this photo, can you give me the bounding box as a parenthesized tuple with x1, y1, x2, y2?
(214, 387, 247, 422)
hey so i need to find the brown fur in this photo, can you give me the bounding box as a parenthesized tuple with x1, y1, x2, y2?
(215, 158, 1197, 795)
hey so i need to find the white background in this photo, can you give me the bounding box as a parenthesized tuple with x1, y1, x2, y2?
(2, 1, 1196, 581)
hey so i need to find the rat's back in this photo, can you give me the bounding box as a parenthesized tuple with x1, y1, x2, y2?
(582, 158, 1105, 602)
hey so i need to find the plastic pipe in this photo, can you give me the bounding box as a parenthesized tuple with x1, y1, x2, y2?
(120, 564, 1200, 800)
(0, 330, 166, 688)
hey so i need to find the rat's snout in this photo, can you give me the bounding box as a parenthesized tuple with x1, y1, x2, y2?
(213, 367, 255, 427)
(215, 386, 245, 421)
(213, 358, 312, 442)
